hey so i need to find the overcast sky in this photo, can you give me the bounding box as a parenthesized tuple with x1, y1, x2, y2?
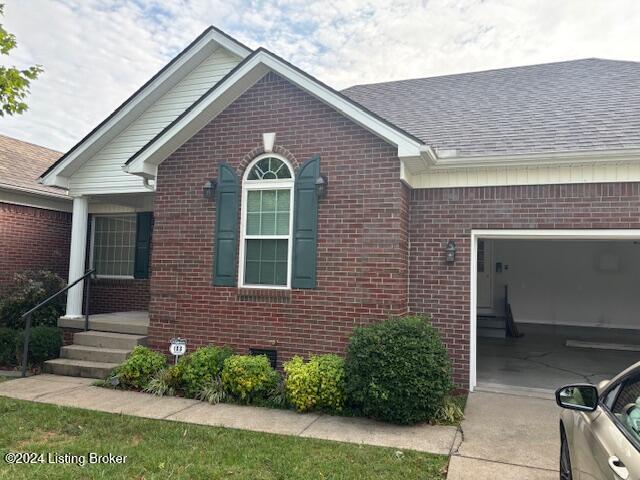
(2, 0, 639, 152)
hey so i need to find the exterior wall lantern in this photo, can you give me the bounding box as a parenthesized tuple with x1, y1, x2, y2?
(445, 240, 457, 263)
(203, 179, 217, 201)
(315, 174, 328, 199)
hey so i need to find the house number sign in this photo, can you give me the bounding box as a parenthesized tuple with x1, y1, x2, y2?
(169, 338, 187, 363)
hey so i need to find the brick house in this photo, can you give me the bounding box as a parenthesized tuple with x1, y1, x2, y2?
(0, 134, 71, 288)
(40, 27, 640, 390)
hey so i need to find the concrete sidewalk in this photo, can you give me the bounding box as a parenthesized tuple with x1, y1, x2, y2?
(447, 391, 559, 479)
(0, 374, 459, 455)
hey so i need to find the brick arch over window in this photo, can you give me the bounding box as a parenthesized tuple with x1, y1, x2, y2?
(237, 144, 299, 177)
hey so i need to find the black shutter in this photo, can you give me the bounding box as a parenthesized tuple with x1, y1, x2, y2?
(213, 163, 239, 286)
(134, 212, 153, 279)
(292, 155, 320, 288)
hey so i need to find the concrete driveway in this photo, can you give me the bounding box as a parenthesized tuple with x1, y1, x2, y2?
(448, 390, 559, 479)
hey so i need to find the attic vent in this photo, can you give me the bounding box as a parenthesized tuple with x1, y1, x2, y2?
(249, 348, 277, 369)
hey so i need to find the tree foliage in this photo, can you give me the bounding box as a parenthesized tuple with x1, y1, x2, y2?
(0, 4, 42, 116)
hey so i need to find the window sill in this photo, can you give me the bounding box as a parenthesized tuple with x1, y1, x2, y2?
(237, 287, 291, 303)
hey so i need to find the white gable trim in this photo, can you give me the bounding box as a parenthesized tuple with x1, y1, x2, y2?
(124, 49, 428, 177)
(40, 27, 251, 188)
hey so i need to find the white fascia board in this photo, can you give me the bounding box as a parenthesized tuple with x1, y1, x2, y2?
(125, 62, 270, 175)
(430, 148, 640, 170)
(0, 187, 73, 212)
(125, 50, 425, 176)
(41, 28, 252, 188)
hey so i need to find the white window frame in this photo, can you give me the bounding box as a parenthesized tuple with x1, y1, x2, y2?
(90, 213, 137, 280)
(238, 154, 295, 290)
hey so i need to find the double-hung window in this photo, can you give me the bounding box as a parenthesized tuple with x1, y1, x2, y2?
(91, 214, 137, 278)
(239, 155, 294, 288)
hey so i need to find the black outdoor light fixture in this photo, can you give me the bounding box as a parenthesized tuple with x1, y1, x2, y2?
(315, 174, 328, 199)
(445, 240, 457, 263)
(203, 179, 217, 201)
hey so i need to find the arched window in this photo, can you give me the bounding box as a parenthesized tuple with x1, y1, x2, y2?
(238, 155, 294, 288)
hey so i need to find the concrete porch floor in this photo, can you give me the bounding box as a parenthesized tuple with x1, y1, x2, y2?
(58, 311, 149, 336)
(477, 323, 640, 391)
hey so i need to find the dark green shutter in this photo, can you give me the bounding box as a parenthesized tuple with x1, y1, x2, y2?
(134, 212, 153, 279)
(213, 163, 239, 286)
(292, 156, 320, 288)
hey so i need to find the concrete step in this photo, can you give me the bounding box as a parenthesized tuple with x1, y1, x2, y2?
(73, 331, 147, 350)
(478, 327, 507, 338)
(477, 317, 506, 329)
(60, 344, 131, 363)
(43, 358, 119, 379)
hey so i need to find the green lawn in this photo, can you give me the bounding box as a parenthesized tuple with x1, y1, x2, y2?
(0, 397, 448, 479)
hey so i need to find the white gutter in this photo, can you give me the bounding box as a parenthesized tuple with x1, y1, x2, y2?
(428, 148, 640, 170)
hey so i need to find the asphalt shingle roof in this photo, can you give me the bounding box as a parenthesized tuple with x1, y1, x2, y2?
(0, 134, 67, 198)
(342, 59, 640, 157)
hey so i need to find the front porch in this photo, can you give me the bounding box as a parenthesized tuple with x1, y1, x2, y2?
(58, 311, 149, 336)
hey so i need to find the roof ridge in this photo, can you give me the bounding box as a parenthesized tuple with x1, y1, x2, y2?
(342, 57, 640, 91)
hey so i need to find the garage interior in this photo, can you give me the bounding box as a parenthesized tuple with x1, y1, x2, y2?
(476, 237, 640, 392)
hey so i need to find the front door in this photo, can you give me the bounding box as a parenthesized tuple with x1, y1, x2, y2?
(476, 239, 493, 310)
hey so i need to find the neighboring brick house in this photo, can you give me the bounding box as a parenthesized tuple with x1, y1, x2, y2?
(0, 134, 71, 289)
(40, 27, 640, 389)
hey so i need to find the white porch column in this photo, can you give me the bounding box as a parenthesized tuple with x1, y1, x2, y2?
(65, 195, 89, 318)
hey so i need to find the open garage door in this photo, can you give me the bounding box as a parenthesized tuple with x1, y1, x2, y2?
(471, 230, 640, 392)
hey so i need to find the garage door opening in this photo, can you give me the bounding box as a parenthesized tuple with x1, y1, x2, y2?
(471, 230, 640, 392)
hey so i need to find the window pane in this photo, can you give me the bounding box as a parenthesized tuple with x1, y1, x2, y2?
(244, 239, 288, 286)
(93, 215, 137, 276)
(261, 213, 276, 235)
(245, 189, 290, 235)
(246, 212, 260, 235)
(262, 191, 276, 210)
(277, 190, 290, 210)
(611, 375, 640, 443)
(247, 157, 292, 180)
(247, 190, 260, 211)
(275, 212, 289, 235)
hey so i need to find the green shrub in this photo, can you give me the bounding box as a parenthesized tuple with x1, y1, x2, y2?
(174, 345, 233, 398)
(196, 376, 227, 405)
(434, 396, 465, 425)
(0, 327, 18, 365)
(143, 366, 181, 397)
(15, 326, 62, 365)
(0, 271, 66, 329)
(345, 315, 453, 425)
(284, 356, 319, 412)
(284, 354, 345, 413)
(221, 355, 278, 403)
(113, 346, 166, 389)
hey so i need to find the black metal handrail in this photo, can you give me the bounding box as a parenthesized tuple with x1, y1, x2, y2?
(20, 268, 95, 377)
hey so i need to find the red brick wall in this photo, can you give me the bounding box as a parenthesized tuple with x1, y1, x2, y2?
(0, 202, 71, 289)
(88, 278, 150, 314)
(149, 72, 408, 364)
(409, 182, 640, 387)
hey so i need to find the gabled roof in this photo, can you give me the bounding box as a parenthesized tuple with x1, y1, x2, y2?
(40, 26, 252, 187)
(124, 47, 428, 177)
(0, 134, 68, 199)
(343, 58, 640, 157)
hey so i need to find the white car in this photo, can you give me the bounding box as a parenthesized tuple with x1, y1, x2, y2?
(556, 361, 640, 480)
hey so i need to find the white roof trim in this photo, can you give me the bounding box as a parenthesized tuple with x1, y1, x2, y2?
(124, 49, 426, 177)
(40, 27, 252, 188)
(431, 147, 640, 170)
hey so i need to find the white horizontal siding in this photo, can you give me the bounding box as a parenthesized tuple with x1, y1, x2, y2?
(410, 161, 640, 189)
(70, 48, 241, 195)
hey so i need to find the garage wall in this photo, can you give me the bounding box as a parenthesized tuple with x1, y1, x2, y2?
(491, 239, 640, 329)
(410, 182, 640, 387)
